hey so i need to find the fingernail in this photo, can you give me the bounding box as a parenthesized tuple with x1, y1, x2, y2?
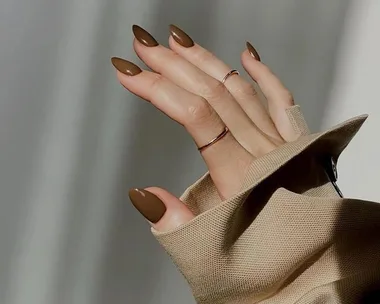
(246, 41, 261, 61)
(132, 24, 159, 47)
(111, 57, 142, 76)
(129, 189, 167, 223)
(169, 24, 194, 48)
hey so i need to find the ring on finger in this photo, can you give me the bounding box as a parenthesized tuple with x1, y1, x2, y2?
(197, 126, 230, 152)
(221, 69, 240, 84)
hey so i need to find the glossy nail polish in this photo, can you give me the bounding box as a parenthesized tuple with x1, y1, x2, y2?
(129, 189, 167, 223)
(246, 41, 261, 61)
(132, 25, 159, 47)
(111, 57, 142, 76)
(169, 24, 194, 48)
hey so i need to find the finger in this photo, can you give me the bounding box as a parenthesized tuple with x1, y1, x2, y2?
(131, 25, 276, 156)
(111, 57, 253, 199)
(129, 187, 194, 232)
(168, 24, 283, 144)
(241, 46, 298, 142)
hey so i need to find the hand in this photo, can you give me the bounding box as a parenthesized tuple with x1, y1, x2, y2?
(112, 24, 298, 232)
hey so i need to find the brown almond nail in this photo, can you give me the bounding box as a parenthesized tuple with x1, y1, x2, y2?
(246, 41, 261, 61)
(169, 24, 194, 48)
(132, 24, 159, 47)
(111, 57, 142, 76)
(128, 189, 166, 223)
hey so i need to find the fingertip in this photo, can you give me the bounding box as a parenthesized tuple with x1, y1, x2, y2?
(128, 188, 167, 224)
(246, 41, 261, 61)
(144, 187, 187, 212)
(133, 37, 149, 55)
(143, 187, 195, 232)
(168, 35, 199, 54)
(241, 49, 253, 63)
(132, 37, 140, 52)
(115, 70, 137, 92)
(115, 70, 126, 83)
(115, 69, 153, 100)
(143, 186, 171, 203)
(241, 49, 264, 69)
(241, 50, 261, 84)
(111, 56, 142, 78)
(168, 34, 177, 50)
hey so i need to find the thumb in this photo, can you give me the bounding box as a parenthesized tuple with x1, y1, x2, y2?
(128, 187, 194, 232)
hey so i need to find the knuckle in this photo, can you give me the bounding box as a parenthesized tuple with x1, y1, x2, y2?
(235, 82, 258, 97)
(169, 51, 182, 62)
(199, 79, 227, 101)
(150, 74, 164, 93)
(186, 98, 214, 125)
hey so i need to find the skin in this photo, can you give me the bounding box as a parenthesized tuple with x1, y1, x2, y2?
(112, 25, 297, 233)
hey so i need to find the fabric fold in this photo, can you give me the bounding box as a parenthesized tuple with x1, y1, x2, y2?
(152, 106, 380, 303)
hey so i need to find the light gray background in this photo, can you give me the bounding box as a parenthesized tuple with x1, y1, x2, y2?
(0, 0, 379, 303)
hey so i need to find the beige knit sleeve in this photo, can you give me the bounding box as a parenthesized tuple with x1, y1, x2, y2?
(152, 106, 380, 304)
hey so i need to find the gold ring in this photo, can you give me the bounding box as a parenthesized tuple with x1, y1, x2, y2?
(197, 127, 230, 152)
(221, 69, 240, 84)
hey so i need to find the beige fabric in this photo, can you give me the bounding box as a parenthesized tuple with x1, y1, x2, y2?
(152, 105, 380, 303)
